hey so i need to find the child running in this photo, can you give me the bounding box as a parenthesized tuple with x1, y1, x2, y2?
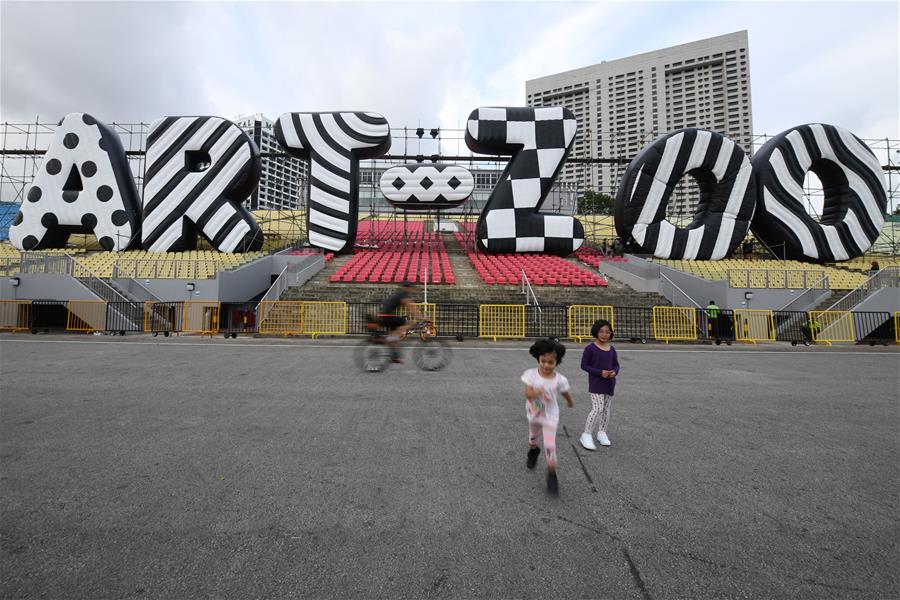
(579, 319, 620, 450)
(522, 338, 573, 495)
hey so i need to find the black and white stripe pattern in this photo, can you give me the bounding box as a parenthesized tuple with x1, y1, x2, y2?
(614, 128, 755, 260)
(465, 107, 583, 255)
(380, 164, 474, 209)
(750, 123, 887, 263)
(142, 116, 264, 253)
(274, 112, 391, 253)
(10, 112, 142, 252)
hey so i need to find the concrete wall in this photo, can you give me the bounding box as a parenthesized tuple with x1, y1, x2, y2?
(596, 257, 660, 293)
(657, 265, 726, 308)
(1, 275, 100, 301)
(854, 288, 900, 313)
(123, 255, 324, 303)
(616, 255, 834, 311)
(0, 254, 326, 304)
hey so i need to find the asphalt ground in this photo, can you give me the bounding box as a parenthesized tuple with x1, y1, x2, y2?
(1, 335, 898, 600)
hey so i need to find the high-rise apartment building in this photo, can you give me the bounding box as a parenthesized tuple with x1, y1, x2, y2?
(234, 114, 308, 211)
(526, 31, 753, 217)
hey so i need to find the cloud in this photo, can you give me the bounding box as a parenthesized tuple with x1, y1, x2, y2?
(1, 0, 897, 147)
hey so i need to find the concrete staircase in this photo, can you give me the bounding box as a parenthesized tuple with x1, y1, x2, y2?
(280, 235, 669, 308)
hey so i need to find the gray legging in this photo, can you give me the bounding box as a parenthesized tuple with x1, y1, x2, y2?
(584, 393, 612, 434)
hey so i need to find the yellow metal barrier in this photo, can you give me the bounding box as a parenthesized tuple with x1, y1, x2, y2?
(895, 312, 900, 344)
(652, 306, 697, 342)
(809, 310, 855, 345)
(144, 302, 182, 333)
(300, 301, 347, 338)
(0, 300, 31, 332)
(182, 301, 220, 335)
(258, 301, 304, 335)
(567, 305, 615, 342)
(479, 304, 526, 341)
(733, 309, 775, 343)
(67, 300, 108, 332)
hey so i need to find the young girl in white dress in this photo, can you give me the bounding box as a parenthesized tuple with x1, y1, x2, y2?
(522, 338, 574, 495)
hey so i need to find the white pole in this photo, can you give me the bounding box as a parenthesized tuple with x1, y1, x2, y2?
(424, 265, 428, 305)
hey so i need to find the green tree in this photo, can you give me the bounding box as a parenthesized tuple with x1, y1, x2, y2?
(577, 189, 615, 215)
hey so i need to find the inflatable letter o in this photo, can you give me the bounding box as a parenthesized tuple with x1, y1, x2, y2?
(750, 123, 886, 263)
(614, 128, 755, 260)
(380, 164, 474, 209)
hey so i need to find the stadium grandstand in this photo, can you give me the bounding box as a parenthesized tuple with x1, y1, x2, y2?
(0, 121, 897, 345)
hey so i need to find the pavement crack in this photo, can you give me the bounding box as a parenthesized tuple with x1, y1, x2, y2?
(802, 578, 880, 593)
(622, 547, 653, 600)
(569, 443, 597, 492)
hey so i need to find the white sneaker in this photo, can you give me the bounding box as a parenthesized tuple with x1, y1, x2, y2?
(579, 433, 596, 450)
(597, 432, 611, 446)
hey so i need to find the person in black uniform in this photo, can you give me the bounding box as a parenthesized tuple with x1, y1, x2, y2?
(379, 281, 423, 363)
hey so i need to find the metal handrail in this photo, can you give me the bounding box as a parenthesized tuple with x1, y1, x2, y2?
(113, 258, 230, 280)
(824, 267, 900, 312)
(659, 273, 702, 309)
(66, 254, 131, 304)
(777, 273, 831, 311)
(126, 277, 161, 302)
(728, 268, 828, 289)
(256, 266, 288, 311)
(520, 270, 540, 308)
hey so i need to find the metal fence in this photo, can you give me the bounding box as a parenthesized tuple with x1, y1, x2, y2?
(3, 299, 897, 347)
(728, 269, 828, 289)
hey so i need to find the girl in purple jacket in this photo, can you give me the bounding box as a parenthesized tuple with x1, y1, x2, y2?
(579, 319, 620, 450)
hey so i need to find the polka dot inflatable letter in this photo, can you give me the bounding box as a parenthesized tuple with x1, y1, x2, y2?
(9, 113, 142, 251)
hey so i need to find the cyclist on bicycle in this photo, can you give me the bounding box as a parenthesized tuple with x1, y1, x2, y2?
(379, 280, 423, 363)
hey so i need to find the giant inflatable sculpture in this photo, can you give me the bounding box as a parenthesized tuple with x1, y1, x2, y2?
(749, 124, 887, 263)
(380, 164, 474, 209)
(614, 128, 755, 260)
(274, 112, 392, 254)
(9, 113, 142, 251)
(465, 107, 584, 255)
(7, 108, 888, 263)
(142, 116, 265, 253)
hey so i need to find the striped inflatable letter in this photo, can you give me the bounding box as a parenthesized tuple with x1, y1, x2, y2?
(141, 116, 264, 253)
(274, 112, 391, 254)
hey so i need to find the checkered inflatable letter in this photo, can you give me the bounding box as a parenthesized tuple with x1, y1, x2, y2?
(275, 112, 392, 254)
(465, 107, 584, 256)
(142, 116, 264, 253)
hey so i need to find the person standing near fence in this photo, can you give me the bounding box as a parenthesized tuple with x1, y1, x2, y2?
(707, 300, 721, 342)
(522, 338, 573, 495)
(579, 320, 620, 450)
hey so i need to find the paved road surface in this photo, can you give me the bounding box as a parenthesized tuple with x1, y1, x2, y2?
(2, 336, 897, 599)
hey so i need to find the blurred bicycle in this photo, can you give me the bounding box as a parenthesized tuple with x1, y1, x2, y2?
(355, 315, 451, 372)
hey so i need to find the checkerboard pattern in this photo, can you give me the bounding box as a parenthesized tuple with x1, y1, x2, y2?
(465, 107, 584, 256)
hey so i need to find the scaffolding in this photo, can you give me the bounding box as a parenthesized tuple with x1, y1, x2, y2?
(1, 121, 897, 256)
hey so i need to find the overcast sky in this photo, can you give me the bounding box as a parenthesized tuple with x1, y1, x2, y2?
(1, 0, 898, 147)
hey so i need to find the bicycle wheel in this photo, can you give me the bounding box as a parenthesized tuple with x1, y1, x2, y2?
(412, 338, 451, 371)
(355, 340, 391, 372)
